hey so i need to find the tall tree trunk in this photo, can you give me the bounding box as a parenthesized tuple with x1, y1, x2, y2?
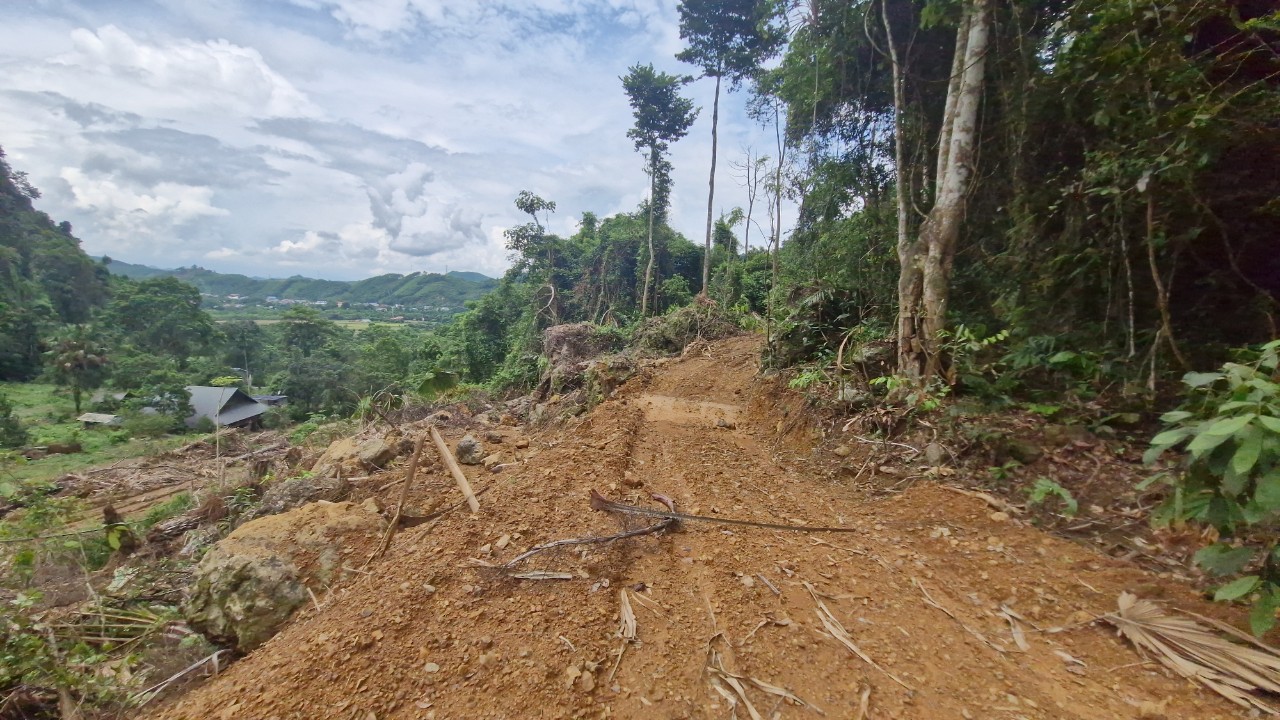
(767, 99, 785, 350)
(641, 152, 656, 316)
(702, 74, 721, 296)
(885, 0, 925, 377)
(934, 10, 969, 201)
(743, 162, 754, 256)
(915, 0, 991, 380)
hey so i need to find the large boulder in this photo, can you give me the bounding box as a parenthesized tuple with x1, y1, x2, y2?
(253, 474, 349, 518)
(311, 435, 400, 478)
(183, 500, 385, 652)
(455, 434, 484, 465)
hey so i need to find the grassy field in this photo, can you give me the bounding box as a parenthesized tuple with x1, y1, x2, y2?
(0, 382, 188, 485)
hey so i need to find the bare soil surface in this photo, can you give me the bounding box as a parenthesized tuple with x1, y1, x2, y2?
(147, 335, 1249, 719)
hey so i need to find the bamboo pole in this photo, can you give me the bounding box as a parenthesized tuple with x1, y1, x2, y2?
(430, 425, 479, 513)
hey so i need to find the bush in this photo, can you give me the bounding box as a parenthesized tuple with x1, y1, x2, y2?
(262, 406, 290, 430)
(1143, 340, 1280, 634)
(0, 393, 29, 449)
(121, 411, 179, 439)
(633, 303, 740, 355)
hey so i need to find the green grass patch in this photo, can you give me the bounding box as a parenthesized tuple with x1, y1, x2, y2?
(140, 492, 195, 530)
(0, 382, 75, 424)
(0, 381, 191, 485)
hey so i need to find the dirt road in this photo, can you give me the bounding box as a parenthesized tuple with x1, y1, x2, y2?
(151, 335, 1245, 719)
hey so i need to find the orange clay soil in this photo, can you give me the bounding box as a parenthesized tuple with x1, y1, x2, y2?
(149, 334, 1249, 720)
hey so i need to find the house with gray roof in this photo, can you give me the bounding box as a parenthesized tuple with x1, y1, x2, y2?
(184, 386, 269, 429)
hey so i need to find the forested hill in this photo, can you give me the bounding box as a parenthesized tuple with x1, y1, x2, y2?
(0, 147, 110, 380)
(105, 260, 497, 308)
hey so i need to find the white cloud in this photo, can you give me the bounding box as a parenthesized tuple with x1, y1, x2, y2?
(59, 166, 228, 240)
(0, 1, 796, 281)
(67, 24, 316, 118)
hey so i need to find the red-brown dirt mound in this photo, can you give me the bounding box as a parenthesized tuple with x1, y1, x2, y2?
(149, 334, 1248, 719)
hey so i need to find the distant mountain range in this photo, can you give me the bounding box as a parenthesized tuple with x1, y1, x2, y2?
(106, 259, 497, 308)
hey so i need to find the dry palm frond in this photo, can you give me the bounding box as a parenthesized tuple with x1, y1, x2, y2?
(618, 589, 637, 640)
(1104, 592, 1280, 714)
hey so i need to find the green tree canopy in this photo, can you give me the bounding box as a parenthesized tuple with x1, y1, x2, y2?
(106, 277, 217, 366)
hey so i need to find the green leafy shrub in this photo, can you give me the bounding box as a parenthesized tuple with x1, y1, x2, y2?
(261, 406, 290, 430)
(633, 303, 739, 355)
(1143, 340, 1280, 634)
(121, 411, 177, 439)
(0, 393, 29, 449)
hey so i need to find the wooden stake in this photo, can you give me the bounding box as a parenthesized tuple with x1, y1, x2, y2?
(368, 433, 426, 563)
(431, 425, 479, 513)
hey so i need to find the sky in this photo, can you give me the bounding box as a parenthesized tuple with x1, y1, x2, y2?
(0, 0, 795, 281)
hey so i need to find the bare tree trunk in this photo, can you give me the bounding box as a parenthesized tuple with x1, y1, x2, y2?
(916, 0, 991, 380)
(935, 10, 969, 200)
(1145, 193, 1189, 370)
(767, 99, 786, 350)
(702, 74, 721, 296)
(743, 154, 756, 256)
(641, 154, 656, 316)
(884, 0, 925, 377)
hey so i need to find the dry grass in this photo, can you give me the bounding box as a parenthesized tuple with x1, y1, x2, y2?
(804, 581, 913, 690)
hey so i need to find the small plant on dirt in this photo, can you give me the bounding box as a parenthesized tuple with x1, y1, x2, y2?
(225, 485, 260, 518)
(869, 373, 950, 413)
(1027, 477, 1078, 516)
(987, 461, 1022, 482)
(1142, 340, 1280, 634)
(788, 367, 827, 391)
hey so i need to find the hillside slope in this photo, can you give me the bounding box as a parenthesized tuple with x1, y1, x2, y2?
(151, 335, 1245, 719)
(106, 260, 496, 308)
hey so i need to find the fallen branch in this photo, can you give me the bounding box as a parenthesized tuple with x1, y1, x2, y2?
(847, 434, 920, 457)
(223, 443, 287, 463)
(939, 485, 1023, 515)
(589, 490, 864, 533)
(430, 425, 479, 513)
(500, 492, 678, 570)
(501, 519, 674, 569)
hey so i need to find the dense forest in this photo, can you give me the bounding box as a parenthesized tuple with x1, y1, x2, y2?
(441, 0, 1279, 392)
